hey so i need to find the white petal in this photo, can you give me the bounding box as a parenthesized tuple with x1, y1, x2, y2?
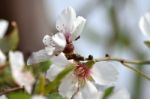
(0, 50, 6, 65)
(91, 62, 118, 85)
(9, 51, 25, 71)
(0, 20, 8, 39)
(52, 32, 66, 49)
(51, 53, 70, 67)
(46, 64, 65, 81)
(43, 35, 55, 46)
(27, 49, 52, 65)
(139, 13, 150, 38)
(80, 80, 100, 99)
(45, 46, 55, 55)
(0, 95, 7, 99)
(12, 71, 35, 94)
(108, 89, 130, 99)
(46, 53, 70, 81)
(59, 73, 78, 99)
(73, 92, 83, 99)
(56, 7, 76, 33)
(32, 95, 47, 99)
(72, 16, 86, 40)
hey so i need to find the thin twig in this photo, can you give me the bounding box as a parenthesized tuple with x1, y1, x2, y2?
(0, 86, 23, 95)
(95, 57, 150, 65)
(122, 63, 150, 81)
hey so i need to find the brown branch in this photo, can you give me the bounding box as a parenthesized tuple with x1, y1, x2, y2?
(0, 86, 23, 95)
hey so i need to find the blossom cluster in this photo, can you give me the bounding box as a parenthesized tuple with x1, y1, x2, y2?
(0, 6, 150, 99)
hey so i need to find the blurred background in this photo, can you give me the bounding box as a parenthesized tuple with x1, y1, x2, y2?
(0, 0, 150, 99)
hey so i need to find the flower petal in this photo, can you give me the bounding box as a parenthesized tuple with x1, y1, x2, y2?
(12, 71, 35, 94)
(73, 92, 83, 99)
(108, 89, 130, 99)
(72, 16, 86, 40)
(51, 53, 70, 67)
(0, 50, 6, 65)
(43, 35, 55, 46)
(52, 32, 66, 49)
(0, 20, 8, 39)
(9, 51, 25, 71)
(32, 95, 47, 99)
(56, 7, 76, 33)
(46, 64, 65, 81)
(59, 73, 78, 99)
(139, 13, 150, 38)
(0, 95, 7, 99)
(46, 53, 70, 81)
(91, 62, 118, 85)
(80, 80, 100, 99)
(27, 49, 52, 65)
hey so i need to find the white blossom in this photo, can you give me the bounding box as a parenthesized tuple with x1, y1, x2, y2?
(46, 54, 118, 99)
(27, 7, 86, 65)
(9, 51, 35, 94)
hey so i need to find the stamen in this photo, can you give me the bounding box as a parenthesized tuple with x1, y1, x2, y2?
(74, 63, 90, 80)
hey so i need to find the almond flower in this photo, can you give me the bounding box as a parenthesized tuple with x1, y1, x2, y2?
(139, 13, 150, 39)
(46, 54, 118, 99)
(9, 51, 35, 94)
(27, 7, 86, 65)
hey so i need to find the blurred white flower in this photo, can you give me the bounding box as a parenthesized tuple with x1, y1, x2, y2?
(0, 50, 6, 66)
(46, 54, 118, 99)
(0, 95, 7, 99)
(0, 19, 8, 39)
(27, 7, 86, 65)
(9, 51, 35, 94)
(32, 95, 47, 99)
(100, 88, 130, 99)
(139, 13, 150, 39)
(0, 20, 8, 66)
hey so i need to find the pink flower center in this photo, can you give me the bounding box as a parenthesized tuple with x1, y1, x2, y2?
(74, 63, 91, 80)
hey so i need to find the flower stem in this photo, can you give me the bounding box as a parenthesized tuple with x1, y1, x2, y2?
(95, 57, 150, 65)
(122, 63, 150, 81)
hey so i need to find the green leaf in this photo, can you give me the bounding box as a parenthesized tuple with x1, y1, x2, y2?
(102, 86, 114, 99)
(8, 92, 30, 99)
(144, 41, 150, 48)
(0, 24, 19, 53)
(34, 74, 46, 95)
(39, 61, 52, 72)
(45, 64, 74, 94)
(47, 93, 65, 99)
(28, 60, 52, 76)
